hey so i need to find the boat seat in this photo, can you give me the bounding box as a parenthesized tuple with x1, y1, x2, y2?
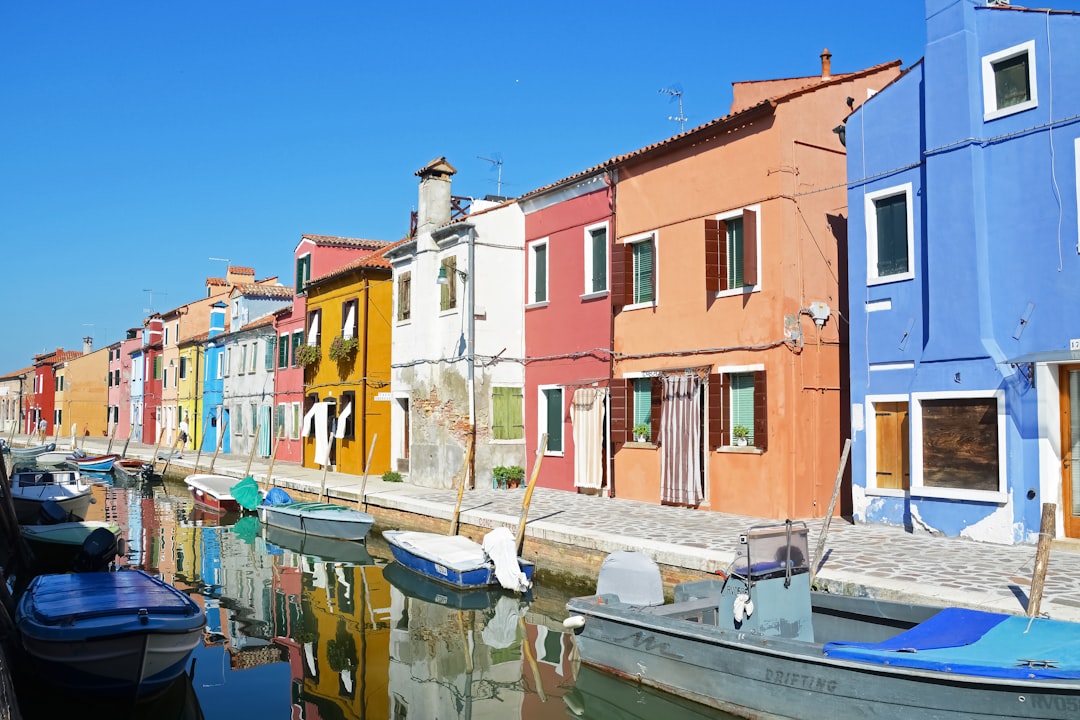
(641, 597, 720, 624)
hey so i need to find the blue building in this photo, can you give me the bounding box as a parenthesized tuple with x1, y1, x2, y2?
(845, 0, 1080, 544)
(200, 302, 231, 454)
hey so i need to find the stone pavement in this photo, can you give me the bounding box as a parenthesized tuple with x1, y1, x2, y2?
(14, 433, 1080, 622)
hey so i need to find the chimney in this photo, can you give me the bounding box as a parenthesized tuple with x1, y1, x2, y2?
(415, 157, 457, 235)
(83, 336, 93, 354)
(820, 48, 832, 79)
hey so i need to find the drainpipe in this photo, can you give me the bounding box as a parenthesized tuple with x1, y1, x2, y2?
(468, 226, 477, 488)
(606, 167, 617, 498)
(361, 276, 370, 462)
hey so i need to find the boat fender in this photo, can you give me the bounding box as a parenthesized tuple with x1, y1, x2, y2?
(733, 593, 754, 623)
(563, 615, 586, 630)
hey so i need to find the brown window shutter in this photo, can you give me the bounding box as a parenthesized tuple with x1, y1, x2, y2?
(608, 379, 631, 444)
(704, 219, 721, 293)
(610, 243, 634, 308)
(753, 369, 768, 451)
(707, 373, 724, 449)
(718, 219, 730, 291)
(650, 377, 663, 443)
(743, 208, 758, 287)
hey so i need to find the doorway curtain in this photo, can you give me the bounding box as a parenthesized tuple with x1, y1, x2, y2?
(571, 387, 607, 490)
(660, 374, 702, 506)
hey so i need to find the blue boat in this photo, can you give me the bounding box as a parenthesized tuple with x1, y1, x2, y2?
(16, 569, 206, 698)
(382, 528, 533, 592)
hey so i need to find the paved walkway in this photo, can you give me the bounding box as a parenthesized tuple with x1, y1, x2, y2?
(13, 433, 1080, 622)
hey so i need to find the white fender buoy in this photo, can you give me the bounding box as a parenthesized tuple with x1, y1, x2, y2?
(563, 615, 586, 629)
(733, 593, 754, 623)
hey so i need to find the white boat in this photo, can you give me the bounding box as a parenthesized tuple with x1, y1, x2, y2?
(258, 501, 374, 541)
(16, 569, 205, 698)
(7, 468, 93, 524)
(183, 473, 242, 513)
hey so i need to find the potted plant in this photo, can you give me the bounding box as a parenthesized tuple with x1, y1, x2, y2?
(382, 470, 402, 483)
(504, 465, 525, 489)
(329, 335, 359, 362)
(295, 343, 321, 367)
(633, 423, 651, 443)
(732, 425, 751, 447)
(492, 465, 508, 489)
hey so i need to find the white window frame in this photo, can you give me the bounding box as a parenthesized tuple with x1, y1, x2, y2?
(623, 231, 658, 311)
(865, 183, 915, 286)
(536, 384, 564, 457)
(982, 40, 1037, 122)
(582, 222, 609, 298)
(715, 204, 762, 298)
(527, 238, 549, 307)
(910, 389, 1007, 503)
(864, 394, 910, 498)
(290, 402, 301, 440)
(249, 340, 258, 373)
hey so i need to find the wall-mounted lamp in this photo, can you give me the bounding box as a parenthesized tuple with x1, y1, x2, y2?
(437, 266, 469, 285)
(832, 123, 846, 147)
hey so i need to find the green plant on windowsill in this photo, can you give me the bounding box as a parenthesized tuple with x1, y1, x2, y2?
(295, 343, 321, 367)
(633, 423, 651, 443)
(382, 470, 402, 483)
(329, 335, 359, 362)
(732, 425, 751, 446)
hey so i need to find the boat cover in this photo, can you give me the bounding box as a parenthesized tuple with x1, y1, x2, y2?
(482, 527, 531, 592)
(263, 487, 294, 505)
(24, 570, 200, 624)
(231, 476, 261, 510)
(823, 607, 1080, 679)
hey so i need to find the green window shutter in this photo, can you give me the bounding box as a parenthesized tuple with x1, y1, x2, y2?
(875, 194, 909, 276)
(534, 245, 547, 303)
(633, 378, 652, 428)
(544, 388, 563, 452)
(291, 331, 302, 366)
(296, 256, 310, 295)
(492, 387, 523, 440)
(440, 257, 457, 311)
(154, 356, 162, 380)
(730, 372, 755, 443)
(591, 228, 607, 293)
(278, 335, 288, 368)
(726, 217, 744, 289)
(265, 338, 276, 371)
(633, 241, 654, 304)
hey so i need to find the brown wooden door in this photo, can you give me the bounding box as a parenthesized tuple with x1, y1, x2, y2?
(1061, 365, 1080, 539)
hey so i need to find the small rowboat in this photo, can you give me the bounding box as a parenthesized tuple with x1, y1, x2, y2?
(113, 459, 153, 482)
(5, 443, 57, 460)
(7, 469, 93, 525)
(183, 473, 242, 513)
(20, 521, 124, 573)
(66, 453, 119, 473)
(258, 501, 374, 541)
(382, 528, 534, 592)
(17, 570, 205, 698)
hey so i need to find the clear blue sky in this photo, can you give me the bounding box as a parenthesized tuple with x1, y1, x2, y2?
(0, 1, 937, 374)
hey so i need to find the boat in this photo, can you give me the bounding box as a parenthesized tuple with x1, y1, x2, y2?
(383, 559, 527, 610)
(21, 521, 124, 573)
(67, 452, 119, 472)
(114, 458, 153, 482)
(16, 569, 206, 698)
(382, 527, 534, 592)
(7, 468, 93, 524)
(262, 524, 373, 565)
(258, 500, 374, 540)
(183, 473, 243, 513)
(564, 665, 728, 720)
(564, 520, 1080, 720)
(4, 443, 57, 461)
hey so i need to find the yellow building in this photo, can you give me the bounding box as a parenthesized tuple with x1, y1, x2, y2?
(62, 341, 110, 439)
(302, 247, 396, 475)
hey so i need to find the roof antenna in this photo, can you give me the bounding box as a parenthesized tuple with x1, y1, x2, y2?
(477, 155, 504, 196)
(142, 289, 166, 314)
(659, 85, 687, 133)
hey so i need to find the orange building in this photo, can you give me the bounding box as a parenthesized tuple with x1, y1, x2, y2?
(611, 52, 902, 519)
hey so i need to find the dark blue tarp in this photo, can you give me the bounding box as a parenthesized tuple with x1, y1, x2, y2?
(262, 487, 293, 506)
(824, 607, 1080, 679)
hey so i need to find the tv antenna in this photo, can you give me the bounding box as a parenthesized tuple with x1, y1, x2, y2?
(477, 155, 504, 196)
(209, 256, 230, 271)
(142, 288, 166, 314)
(659, 86, 688, 133)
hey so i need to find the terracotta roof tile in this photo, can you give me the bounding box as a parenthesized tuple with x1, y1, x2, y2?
(300, 234, 390, 251)
(206, 277, 227, 286)
(232, 283, 294, 300)
(0, 365, 35, 379)
(228, 266, 255, 275)
(307, 239, 403, 288)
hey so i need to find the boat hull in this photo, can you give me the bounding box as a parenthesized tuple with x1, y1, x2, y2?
(382, 530, 535, 590)
(8, 469, 93, 524)
(183, 474, 240, 513)
(566, 589, 1080, 720)
(16, 570, 205, 698)
(258, 501, 374, 540)
(21, 522, 122, 573)
(70, 454, 119, 472)
(262, 524, 373, 565)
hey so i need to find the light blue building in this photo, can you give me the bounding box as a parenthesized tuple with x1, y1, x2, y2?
(845, 0, 1080, 544)
(200, 303, 231, 454)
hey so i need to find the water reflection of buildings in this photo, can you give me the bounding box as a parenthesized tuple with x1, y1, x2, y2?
(267, 546, 391, 720)
(387, 579, 575, 719)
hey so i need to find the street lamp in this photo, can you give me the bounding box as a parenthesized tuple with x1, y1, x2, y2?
(436, 265, 468, 285)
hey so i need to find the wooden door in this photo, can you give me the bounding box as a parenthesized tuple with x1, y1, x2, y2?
(1061, 365, 1080, 539)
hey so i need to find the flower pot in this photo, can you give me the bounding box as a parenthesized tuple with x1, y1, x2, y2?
(735, 438, 748, 447)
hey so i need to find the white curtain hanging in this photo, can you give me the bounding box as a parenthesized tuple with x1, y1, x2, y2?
(306, 313, 319, 345)
(660, 374, 702, 506)
(335, 402, 353, 439)
(342, 304, 356, 340)
(570, 387, 607, 490)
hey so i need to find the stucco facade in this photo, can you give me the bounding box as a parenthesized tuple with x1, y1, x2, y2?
(611, 55, 902, 519)
(63, 341, 110, 439)
(845, 0, 1080, 544)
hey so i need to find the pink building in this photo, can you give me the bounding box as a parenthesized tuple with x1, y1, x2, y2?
(107, 327, 143, 440)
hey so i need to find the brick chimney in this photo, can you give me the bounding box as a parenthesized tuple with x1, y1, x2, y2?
(82, 336, 93, 354)
(415, 157, 456, 235)
(820, 48, 832, 79)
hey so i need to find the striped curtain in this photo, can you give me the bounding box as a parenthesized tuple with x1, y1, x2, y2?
(660, 375, 702, 506)
(571, 387, 607, 490)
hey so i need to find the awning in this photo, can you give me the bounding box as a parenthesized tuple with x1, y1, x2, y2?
(1003, 348, 1080, 365)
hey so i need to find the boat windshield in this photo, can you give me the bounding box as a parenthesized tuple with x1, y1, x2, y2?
(742, 521, 810, 579)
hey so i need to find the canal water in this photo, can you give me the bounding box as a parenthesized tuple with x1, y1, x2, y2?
(10, 473, 739, 720)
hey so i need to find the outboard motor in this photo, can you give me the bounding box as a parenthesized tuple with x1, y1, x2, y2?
(72, 527, 120, 572)
(38, 500, 70, 525)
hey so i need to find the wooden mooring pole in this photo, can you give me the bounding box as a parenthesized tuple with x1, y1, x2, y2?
(1028, 502, 1056, 617)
